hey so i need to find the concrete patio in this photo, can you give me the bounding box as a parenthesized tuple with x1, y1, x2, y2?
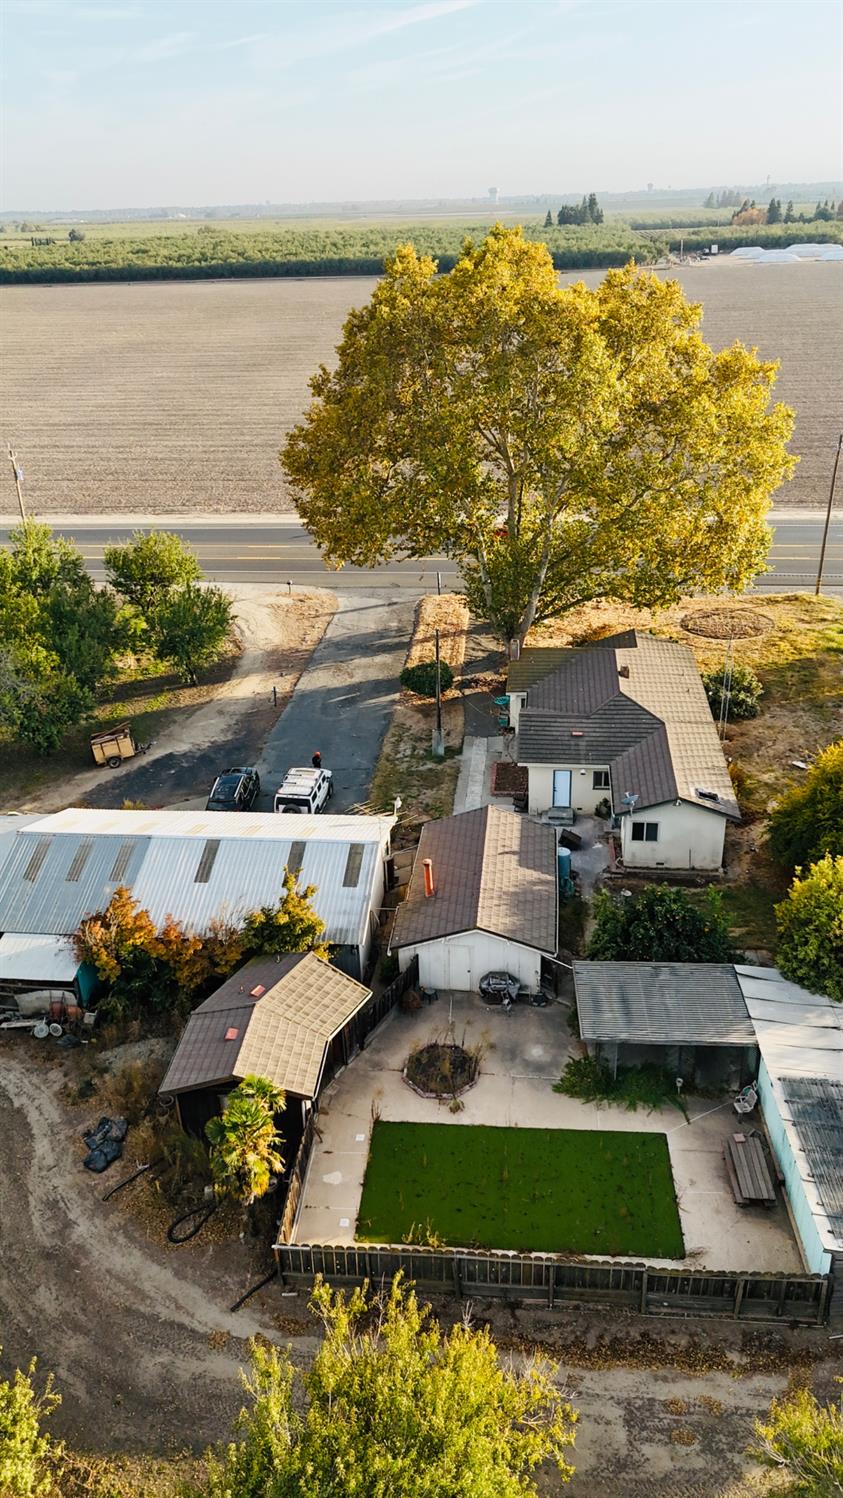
(294, 992, 802, 1272)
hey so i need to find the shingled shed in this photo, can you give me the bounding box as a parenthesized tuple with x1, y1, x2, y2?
(573, 961, 758, 1090)
(390, 806, 558, 993)
(159, 952, 374, 1145)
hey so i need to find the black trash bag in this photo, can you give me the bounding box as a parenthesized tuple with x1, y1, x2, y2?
(82, 1115, 128, 1151)
(83, 1138, 124, 1173)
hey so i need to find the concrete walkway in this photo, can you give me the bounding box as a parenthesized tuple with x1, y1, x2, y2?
(256, 592, 414, 811)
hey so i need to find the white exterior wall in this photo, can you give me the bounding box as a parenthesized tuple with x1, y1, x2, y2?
(525, 763, 611, 817)
(508, 692, 527, 730)
(757, 1058, 831, 1274)
(397, 930, 544, 993)
(619, 802, 726, 871)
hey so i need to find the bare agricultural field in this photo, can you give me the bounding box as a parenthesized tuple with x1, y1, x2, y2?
(1, 262, 840, 516)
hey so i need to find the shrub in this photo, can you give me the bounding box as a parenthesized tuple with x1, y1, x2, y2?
(775, 854, 843, 1002)
(400, 659, 454, 697)
(768, 739, 843, 871)
(553, 1056, 687, 1115)
(586, 886, 733, 963)
(701, 661, 763, 721)
(0, 1355, 60, 1497)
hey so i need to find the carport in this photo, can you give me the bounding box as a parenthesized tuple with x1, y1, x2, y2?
(573, 961, 758, 1091)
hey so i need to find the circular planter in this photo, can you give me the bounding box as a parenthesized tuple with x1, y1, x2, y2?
(403, 1042, 479, 1100)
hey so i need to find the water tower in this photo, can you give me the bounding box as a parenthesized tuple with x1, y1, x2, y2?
(488, 186, 499, 204)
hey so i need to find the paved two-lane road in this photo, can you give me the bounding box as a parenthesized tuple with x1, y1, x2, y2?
(1, 510, 840, 595)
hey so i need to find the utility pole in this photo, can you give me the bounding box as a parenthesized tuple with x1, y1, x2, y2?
(7, 445, 26, 522)
(432, 627, 445, 759)
(816, 431, 842, 596)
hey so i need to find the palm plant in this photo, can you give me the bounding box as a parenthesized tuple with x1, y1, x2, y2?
(205, 1075, 285, 1205)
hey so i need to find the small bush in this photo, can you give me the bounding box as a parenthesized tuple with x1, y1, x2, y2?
(701, 661, 763, 721)
(400, 659, 454, 697)
(98, 1056, 167, 1124)
(553, 1055, 688, 1116)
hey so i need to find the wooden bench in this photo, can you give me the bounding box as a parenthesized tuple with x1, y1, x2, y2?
(724, 1132, 777, 1207)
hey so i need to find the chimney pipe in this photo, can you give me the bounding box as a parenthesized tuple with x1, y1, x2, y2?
(422, 858, 435, 898)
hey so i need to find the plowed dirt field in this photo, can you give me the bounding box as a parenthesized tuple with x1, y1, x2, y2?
(1, 262, 839, 515)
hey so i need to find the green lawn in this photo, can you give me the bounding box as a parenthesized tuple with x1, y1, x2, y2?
(357, 1121, 684, 1259)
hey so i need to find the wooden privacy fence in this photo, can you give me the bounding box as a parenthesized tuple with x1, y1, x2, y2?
(274, 1242, 833, 1326)
(359, 955, 419, 1043)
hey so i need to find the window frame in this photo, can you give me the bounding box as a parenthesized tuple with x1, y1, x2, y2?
(592, 770, 610, 790)
(630, 820, 659, 843)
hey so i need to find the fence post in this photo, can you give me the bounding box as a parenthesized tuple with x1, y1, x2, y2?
(639, 1267, 648, 1314)
(453, 1255, 462, 1298)
(547, 1262, 555, 1309)
(734, 1277, 747, 1319)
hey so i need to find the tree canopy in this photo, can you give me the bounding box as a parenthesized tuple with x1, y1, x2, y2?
(0, 523, 121, 751)
(282, 226, 795, 644)
(767, 740, 843, 871)
(193, 1275, 577, 1497)
(151, 582, 233, 684)
(751, 1383, 843, 1495)
(104, 528, 201, 615)
(775, 855, 843, 1002)
(586, 886, 733, 963)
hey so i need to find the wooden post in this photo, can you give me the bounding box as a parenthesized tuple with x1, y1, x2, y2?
(547, 1263, 555, 1309)
(639, 1267, 648, 1313)
(452, 1254, 462, 1297)
(734, 1276, 747, 1319)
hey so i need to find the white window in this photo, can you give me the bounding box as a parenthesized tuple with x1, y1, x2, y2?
(592, 770, 610, 789)
(631, 821, 659, 842)
(552, 770, 572, 807)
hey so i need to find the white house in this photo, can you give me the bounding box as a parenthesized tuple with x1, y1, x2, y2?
(390, 806, 558, 993)
(511, 631, 739, 871)
(0, 808, 396, 981)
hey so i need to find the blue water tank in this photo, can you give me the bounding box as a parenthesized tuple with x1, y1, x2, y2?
(557, 848, 571, 885)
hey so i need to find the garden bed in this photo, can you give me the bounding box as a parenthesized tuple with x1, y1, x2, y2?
(357, 1120, 685, 1258)
(403, 1041, 479, 1099)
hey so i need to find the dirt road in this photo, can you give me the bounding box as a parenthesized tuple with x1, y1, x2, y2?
(0, 1047, 303, 1452)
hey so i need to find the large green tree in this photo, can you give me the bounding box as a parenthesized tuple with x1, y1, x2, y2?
(151, 582, 233, 684)
(282, 226, 795, 645)
(768, 740, 843, 871)
(775, 855, 843, 1002)
(104, 528, 201, 616)
(586, 886, 733, 963)
(0, 523, 121, 751)
(241, 868, 329, 959)
(194, 1275, 577, 1497)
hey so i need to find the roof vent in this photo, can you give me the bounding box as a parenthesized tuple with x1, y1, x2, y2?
(570, 729, 584, 737)
(696, 787, 720, 802)
(249, 984, 266, 998)
(224, 1027, 239, 1041)
(423, 858, 435, 898)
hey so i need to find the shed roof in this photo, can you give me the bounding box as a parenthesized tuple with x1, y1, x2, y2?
(0, 932, 79, 984)
(735, 965, 843, 1252)
(516, 632, 739, 819)
(0, 809, 394, 948)
(573, 961, 755, 1045)
(159, 953, 372, 1100)
(391, 806, 557, 954)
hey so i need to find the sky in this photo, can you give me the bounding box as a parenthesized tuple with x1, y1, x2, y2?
(2, 0, 842, 211)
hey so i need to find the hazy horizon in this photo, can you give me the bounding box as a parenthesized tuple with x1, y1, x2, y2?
(3, 0, 841, 212)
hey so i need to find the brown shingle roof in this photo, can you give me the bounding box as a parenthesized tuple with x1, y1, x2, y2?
(159, 953, 372, 1100)
(517, 632, 739, 819)
(390, 806, 557, 954)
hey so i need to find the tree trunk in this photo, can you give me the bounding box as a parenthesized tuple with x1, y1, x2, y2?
(515, 531, 553, 646)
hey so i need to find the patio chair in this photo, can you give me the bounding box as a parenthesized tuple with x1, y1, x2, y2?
(733, 1082, 758, 1116)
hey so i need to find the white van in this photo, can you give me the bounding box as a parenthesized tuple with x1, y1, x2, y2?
(273, 767, 334, 814)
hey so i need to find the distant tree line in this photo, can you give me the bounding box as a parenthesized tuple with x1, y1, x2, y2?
(0, 218, 660, 284)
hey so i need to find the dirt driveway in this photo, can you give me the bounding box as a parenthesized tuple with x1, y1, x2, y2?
(0, 1045, 307, 1453)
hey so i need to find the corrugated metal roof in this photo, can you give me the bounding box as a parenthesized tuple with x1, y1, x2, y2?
(159, 953, 372, 1099)
(516, 632, 739, 819)
(0, 811, 394, 949)
(736, 965, 843, 1252)
(573, 961, 755, 1045)
(391, 806, 557, 954)
(0, 932, 79, 983)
